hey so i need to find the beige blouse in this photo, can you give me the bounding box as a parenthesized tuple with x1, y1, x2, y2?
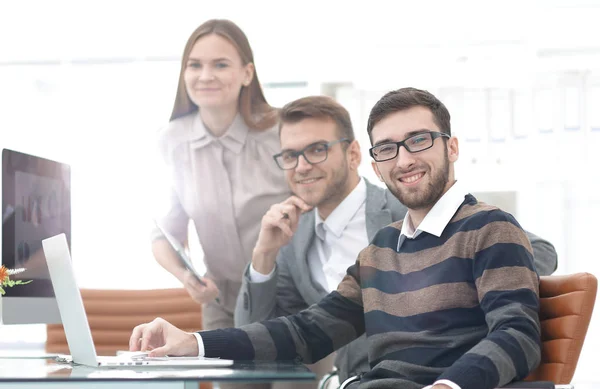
(152, 112, 290, 282)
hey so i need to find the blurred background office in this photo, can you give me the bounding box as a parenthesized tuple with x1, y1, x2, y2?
(1, 0, 599, 385)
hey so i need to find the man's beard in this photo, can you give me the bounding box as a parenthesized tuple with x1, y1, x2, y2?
(293, 160, 350, 209)
(387, 153, 450, 210)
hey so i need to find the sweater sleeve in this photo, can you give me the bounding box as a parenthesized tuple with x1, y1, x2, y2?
(200, 262, 365, 363)
(437, 211, 542, 389)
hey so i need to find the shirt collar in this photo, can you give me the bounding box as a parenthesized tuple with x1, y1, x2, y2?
(399, 180, 467, 242)
(189, 113, 249, 154)
(314, 178, 367, 240)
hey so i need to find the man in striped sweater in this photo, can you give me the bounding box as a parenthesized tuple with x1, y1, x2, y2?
(130, 88, 541, 389)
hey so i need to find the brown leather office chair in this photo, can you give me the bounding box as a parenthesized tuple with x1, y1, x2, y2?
(336, 273, 598, 389)
(522, 272, 597, 387)
(46, 288, 211, 389)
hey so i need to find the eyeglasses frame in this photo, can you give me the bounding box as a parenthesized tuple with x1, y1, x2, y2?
(273, 138, 351, 170)
(369, 131, 450, 162)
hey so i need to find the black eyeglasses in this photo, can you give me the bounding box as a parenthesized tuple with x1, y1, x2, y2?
(273, 139, 350, 170)
(369, 131, 450, 162)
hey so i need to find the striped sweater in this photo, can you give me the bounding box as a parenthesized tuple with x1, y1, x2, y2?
(200, 195, 541, 389)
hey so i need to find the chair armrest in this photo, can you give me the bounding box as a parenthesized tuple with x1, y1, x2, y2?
(338, 374, 360, 389)
(338, 377, 561, 389)
(318, 370, 339, 389)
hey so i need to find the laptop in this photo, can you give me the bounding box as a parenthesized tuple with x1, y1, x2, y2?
(41, 233, 233, 368)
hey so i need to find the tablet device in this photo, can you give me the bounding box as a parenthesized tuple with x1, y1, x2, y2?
(153, 219, 205, 285)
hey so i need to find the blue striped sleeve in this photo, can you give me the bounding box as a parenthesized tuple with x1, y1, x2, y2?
(202, 276, 365, 364)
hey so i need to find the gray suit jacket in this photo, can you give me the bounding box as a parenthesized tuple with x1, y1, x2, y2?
(234, 179, 557, 381)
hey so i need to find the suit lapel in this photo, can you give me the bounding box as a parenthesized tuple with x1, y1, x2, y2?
(365, 180, 394, 242)
(291, 181, 396, 304)
(292, 211, 327, 303)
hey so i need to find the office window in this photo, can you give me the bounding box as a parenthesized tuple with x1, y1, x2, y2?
(512, 89, 533, 139)
(463, 88, 487, 142)
(263, 82, 314, 108)
(439, 88, 465, 138)
(489, 89, 511, 142)
(590, 84, 600, 132)
(564, 86, 581, 131)
(534, 88, 555, 134)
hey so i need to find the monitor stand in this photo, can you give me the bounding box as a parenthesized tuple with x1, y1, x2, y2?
(0, 296, 61, 359)
(1, 296, 61, 324)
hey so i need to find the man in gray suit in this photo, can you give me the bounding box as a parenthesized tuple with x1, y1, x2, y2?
(235, 96, 557, 386)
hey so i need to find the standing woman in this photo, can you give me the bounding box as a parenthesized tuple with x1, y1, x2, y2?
(151, 19, 290, 371)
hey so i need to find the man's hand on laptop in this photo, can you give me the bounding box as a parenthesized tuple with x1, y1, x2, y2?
(129, 317, 198, 357)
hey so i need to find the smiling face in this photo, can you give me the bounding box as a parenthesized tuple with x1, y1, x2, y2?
(183, 34, 254, 112)
(279, 117, 361, 216)
(371, 106, 458, 213)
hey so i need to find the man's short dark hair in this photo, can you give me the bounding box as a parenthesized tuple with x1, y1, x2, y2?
(366, 87, 451, 143)
(279, 96, 355, 142)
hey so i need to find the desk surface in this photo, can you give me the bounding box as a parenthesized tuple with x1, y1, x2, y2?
(0, 358, 315, 383)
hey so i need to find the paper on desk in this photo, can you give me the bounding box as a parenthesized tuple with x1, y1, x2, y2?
(115, 350, 221, 360)
(115, 350, 149, 358)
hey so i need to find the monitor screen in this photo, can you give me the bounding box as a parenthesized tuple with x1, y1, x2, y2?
(2, 148, 71, 324)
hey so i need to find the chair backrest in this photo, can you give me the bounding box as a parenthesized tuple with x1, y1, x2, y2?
(525, 273, 597, 384)
(46, 288, 202, 355)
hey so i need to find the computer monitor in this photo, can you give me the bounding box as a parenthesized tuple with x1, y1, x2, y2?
(1, 148, 71, 324)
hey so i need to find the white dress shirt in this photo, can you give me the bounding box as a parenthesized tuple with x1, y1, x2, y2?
(193, 332, 205, 356)
(397, 180, 467, 248)
(399, 180, 468, 389)
(250, 178, 368, 293)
